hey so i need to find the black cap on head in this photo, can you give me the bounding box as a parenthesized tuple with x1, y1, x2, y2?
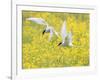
(42, 30, 46, 35)
(58, 42, 62, 46)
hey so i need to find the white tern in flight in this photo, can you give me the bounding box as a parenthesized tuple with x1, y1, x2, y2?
(26, 17, 59, 41)
(58, 20, 73, 47)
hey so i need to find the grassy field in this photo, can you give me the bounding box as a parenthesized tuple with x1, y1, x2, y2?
(22, 11, 89, 69)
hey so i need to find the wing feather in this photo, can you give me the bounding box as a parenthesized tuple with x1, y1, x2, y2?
(61, 21, 67, 42)
(26, 17, 47, 25)
(49, 29, 54, 41)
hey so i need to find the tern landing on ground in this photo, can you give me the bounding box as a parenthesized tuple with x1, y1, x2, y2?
(58, 20, 73, 47)
(26, 17, 59, 41)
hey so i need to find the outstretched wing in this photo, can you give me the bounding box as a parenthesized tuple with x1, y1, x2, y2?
(26, 17, 48, 25)
(67, 31, 73, 46)
(61, 21, 67, 42)
(49, 29, 54, 41)
(51, 28, 60, 38)
(53, 30, 59, 37)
